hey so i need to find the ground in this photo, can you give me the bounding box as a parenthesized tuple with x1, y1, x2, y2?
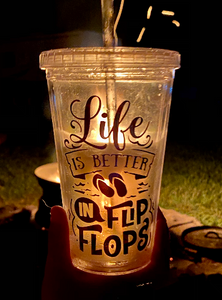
(160, 142, 222, 226)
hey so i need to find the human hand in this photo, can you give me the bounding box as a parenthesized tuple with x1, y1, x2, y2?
(42, 206, 169, 300)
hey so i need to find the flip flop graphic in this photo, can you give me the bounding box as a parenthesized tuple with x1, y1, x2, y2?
(93, 174, 114, 198)
(109, 173, 127, 197)
(93, 173, 127, 198)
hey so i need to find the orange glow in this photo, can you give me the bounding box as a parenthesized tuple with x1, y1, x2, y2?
(136, 27, 146, 43)
(172, 20, 180, 27)
(147, 6, 152, 19)
(54, 176, 60, 183)
(162, 10, 175, 16)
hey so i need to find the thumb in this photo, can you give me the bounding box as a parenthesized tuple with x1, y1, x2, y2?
(42, 206, 72, 300)
(47, 205, 72, 267)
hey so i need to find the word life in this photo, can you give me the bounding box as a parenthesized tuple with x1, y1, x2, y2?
(64, 95, 153, 151)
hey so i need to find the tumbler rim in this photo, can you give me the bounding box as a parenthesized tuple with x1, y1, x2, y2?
(39, 47, 180, 70)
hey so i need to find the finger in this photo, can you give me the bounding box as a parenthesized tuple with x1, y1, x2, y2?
(42, 206, 72, 300)
(47, 205, 72, 266)
(151, 208, 169, 269)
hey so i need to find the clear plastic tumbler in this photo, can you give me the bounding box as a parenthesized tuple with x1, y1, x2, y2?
(40, 47, 180, 275)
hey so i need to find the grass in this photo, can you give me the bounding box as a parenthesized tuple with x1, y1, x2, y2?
(0, 135, 222, 227)
(0, 135, 56, 207)
(160, 142, 222, 226)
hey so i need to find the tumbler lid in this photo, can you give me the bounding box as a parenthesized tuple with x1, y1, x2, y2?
(39, 47, 180, 69)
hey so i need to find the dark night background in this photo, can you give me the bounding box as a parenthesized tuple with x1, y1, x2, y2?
(0, 2, 221, 299)
(0, 0, 220, 146)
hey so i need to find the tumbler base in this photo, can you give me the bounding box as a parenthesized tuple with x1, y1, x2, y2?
(72, 257, 150, 276)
